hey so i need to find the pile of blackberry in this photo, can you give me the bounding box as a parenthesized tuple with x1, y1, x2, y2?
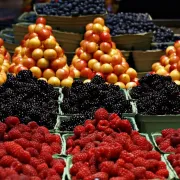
(36, 0, 106, 16)
(106, 13, 174, 43)
(61, 75, 132, 122)
(0, 70, 59, 129)
(130, 74, 180, 115)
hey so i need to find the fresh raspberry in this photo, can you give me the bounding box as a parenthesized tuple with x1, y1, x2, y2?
(97, 120, 109, 131)
(124, 142, 139, 152)
(132, 150, 147, 158)
(51, 158, 66, 167)
(167, 154, 176, 163)
(133, 157, 147, 167)
(31, 133, 45, 143)
(45, 134, 61, 144)
(0, 122, 7, 139)
(0, 148, 7, 158)
(92, 172, 109, 180)
(74, 125, 85, 137)
(72, 152, 88, 164)
(66, 138, 74, 148)
(116, 159, 125, 166)
(99, 161, 114, 175)
(75, 166, 91, 179)
(16, 124, 31, 133)
(30, 141, 42, 152)
(174, 166, 180, 174)
(30, 176, 41, 180)
(37, 163, 48, 172)
(26, 147, 39, 157)
(47, 168, 57, 177)
(15, 138, 30, 149)
(161, 128, 175, 137)
(47, 175, 61, 180)
(146, 150, 161, 160)
(119, 119, 132, 134)
(146, 171, 158, 179)
(131, 167, 146, 179)
(0, 167, 6, 179)
(51, 142, 61, 154)
(22, 132, 32, 140)
(30, 157, 41, 168)
(108, 113, 118, 121)
(120, 150, 135, 163)
(110, 178, 127, 180)
(156, 136, 164, 145)
(70, 162, 84, 176)
(146, 159, 159, 171)
(0, 155, 15, 167)
(36, 126, 49, 135)
(109, 117, 122, 130)
(41, 144, 53, 154)
(118, 168, 135, 180)
(94, 108, 109, 121)
(4, 116, 20, 128)
(158, 161, 167, 170)
(8, 129, 22, 140)
(39, 152, 53, 164)
(70, 145, 81, 155)
(84, 123, 96, 134)
(53, 163, 65, 175)
(28, 121, 39, 129)
(4, 141, 31, 163)
(123, 163, 134, 170)
(104, 128, 114, 135)
(22, 164, 38, 176)
(159, 140, 171, 151)
(39, 169, 48, 179)
(11, 160, 22, 172)
(165, 146, 176, 153)
(156, 169, 169, 178)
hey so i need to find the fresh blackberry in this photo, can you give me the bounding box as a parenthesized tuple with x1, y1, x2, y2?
(72, 80, 83, 87)
(49, 89, 60, 100)
(91, 75, 105, 84)
(62, 87, 70, 98)
(16, 70, 33, 81)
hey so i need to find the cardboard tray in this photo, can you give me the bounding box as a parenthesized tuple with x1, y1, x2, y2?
(17, 11, 37, 23)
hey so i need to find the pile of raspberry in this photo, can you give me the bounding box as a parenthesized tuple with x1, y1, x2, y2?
(66, 108, 169, 180)
(0, 116, 64, 180)
(156, 128, 180, 153)
(168, 153, 180, 178)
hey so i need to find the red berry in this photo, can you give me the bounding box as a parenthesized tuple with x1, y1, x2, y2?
(97, 120, 109, 131)
(22, 164, 38, 176)
(0, 155, 15, 167)
(94, 108, 109, 121)
(15, 138, 30, 149)
(4, 116, 20, 128)
(131, 167, 146, 179)
(146, 150, 161, 161)
(92, 172, 109, 180)
(74, 125, 85, 137)
(156, 169, 169, 178)
(72, 153, 88, 164)
(37, 163, 48, 172)
(53, 163, 65, 175)
(28, 121, 39, 129)
(26, 147, 39, 157)
(161, 128, 175, 137)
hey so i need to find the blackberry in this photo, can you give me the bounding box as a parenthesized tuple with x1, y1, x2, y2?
(62, 87, 70, 98)
(72, 79, 83, 87)
(16, 70, 33, 81)
(91, 75, 105, 84)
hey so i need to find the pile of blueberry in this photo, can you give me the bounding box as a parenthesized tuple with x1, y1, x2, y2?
(21, 13, 37, 23)
(61, 75, 132, 119)
(0, 70, 59, 129)
(151, 43, 173, 50)
(106, 13, 174, 43)
(36, 0, 106, 16)
(130, 74, 180, 115)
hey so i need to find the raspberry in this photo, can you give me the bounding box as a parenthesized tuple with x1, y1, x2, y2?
(104, 128, 114, 135)
(92, 172, 109, 180)
(0, 155, 15, 167)
(133, 157, 147, 167)
(37, 163, 48, 172)
(30, 157, 41, 168)
(28, 121, 39, 129)
(0, 122, 7, 139)
(156, 169, 169, 178)
(76, 166, 91, 179)
(41, 144, 53, 154)
(165, 146, 176, 153)
(8, 129, 22, 140)
(30, 177, 41, 180)
(72, 152, 88, 164)
(158, 161, 167, 170)
(74, 125, 85, 137)
(120, 150, 135, 163)
(174, 166, 180, 174)
(4, 116, 20, 128)
(94, 108, 109, 121)
(4, 142, 31, 163)
(109, 117, 122, 130)
(116, 159, 125, 166)
(110, 178, 127, 180)
(15, 138, 30, 149)
(47, 175, 61, 180)
(84, 123, 96, 134)
(51, 159, 66, 167)
(123, 163, 134, 170)
(70, 145, 81, 155)
(47, 168, 57, 177)
(53, 163, 65, 175)
(22, 164, 38, 176)
(66, 138, 74, 148)
(51, 142, 61, 154)
(30, 141, 42, 152)
(26, 147, 39, 157)
(70, 162, 84, 176)
(32, 133, 45, 143)
(22, 132, 32, 140)
(39, 152, 53, 164)
(161, 128, 175, 137)
(45, 134, 61, 144)
(131, 150, 147, 158)
(131, 167, 146, 179)
(36, 126, 49, 135)
(159, 140, 171, 151)
(146, 159, 159, 171)
(108, 113, 118, 121)
(99, 161, 114, 175)
(167, 154, 176, 163)
(11, 160, 22, 172)
(156, 136, 164, 145)
(146, 171, 158, 179)
(97, 120, 109, 131)
(119, 119, 132, 134)
(0, 148, 7, 158)
(146, 150, 161, 161)
(118, 168, 135, 180)
(16, 124, 31, 133)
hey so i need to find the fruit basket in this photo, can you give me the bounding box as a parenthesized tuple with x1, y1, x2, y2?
(34, 3, 107, 33)
(61, 133, 153, 156)
(164, 154, 179, 179)
(66, 154, 175, 180)
(55, 116, 139, 133)
(111, 32, 153, 51)
(133, 50, 165, 72)
(17, 11, 37, 23)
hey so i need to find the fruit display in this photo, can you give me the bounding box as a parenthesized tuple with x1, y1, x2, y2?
(130, 74, 180, 115)
(0, 38, 11, 85)
(36, 0, 106, 16)
(66, 108, 170, 180)
(151, 40, 180, 82)
(60, 76, 132, 119)
(0, 70, 59, 129)
(154, 128, 180, 153)
(106, 13, 174, 43)
(10, 17, 74, 87)
(71, 17, 138, 88)
(167, 153, 180, 178)
(0, 116, 64, 180)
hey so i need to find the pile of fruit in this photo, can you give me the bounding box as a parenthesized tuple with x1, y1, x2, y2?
(36, 0, 106, 16)
(10, 17, 74, 87)
(0, 116, 64, 180)
(151, 40, 180, 83)
(155, 128, 180, 153)
(71, 17, 138, 88)
(61, 76, 132, 119)
(130, 74, 180, 115)
(106, 13, 174, 43)
(0, 38, 11, 85)
(167, 153, 180, 178)
(0, 70, 59, 129)
(66, 108, 169, 180)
